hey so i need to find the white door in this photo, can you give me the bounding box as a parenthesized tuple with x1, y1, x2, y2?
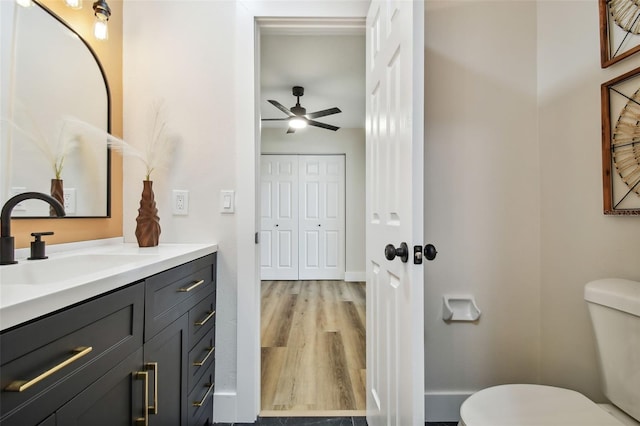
(260, 155, 299, 280)
(260, 154, 346, 280)
(365, 1, 425, 425)
(298, 155, 345, 280)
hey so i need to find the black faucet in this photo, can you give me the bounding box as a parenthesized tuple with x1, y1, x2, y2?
(1, 192, 66, 265)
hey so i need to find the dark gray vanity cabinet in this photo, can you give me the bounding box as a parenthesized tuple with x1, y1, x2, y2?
(143, 253, 216, 426)
(0, 252, 217, 426)
(0, 282, 145, 426)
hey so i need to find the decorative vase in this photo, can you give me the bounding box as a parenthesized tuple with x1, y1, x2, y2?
(135, 180, 161, 247)
(50, 178, 64, 216)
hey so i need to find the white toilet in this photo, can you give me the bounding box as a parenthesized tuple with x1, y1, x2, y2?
(458, 278, 640, 426)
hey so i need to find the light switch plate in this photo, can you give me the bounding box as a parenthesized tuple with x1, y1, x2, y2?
(220, 190, 235, 214)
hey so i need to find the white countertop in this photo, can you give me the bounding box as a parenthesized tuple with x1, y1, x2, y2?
(0, 239, 218, 330)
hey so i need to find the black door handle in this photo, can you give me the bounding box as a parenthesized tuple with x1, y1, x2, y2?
(424, 244, 437, 261)
(385, 242, 409, 263)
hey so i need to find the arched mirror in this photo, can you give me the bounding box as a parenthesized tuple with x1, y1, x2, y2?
(0, 0, 110, 217)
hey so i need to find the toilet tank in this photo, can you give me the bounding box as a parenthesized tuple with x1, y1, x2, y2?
(585, 278, 640, 422)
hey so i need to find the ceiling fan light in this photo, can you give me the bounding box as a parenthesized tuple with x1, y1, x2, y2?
(289, 117, 307, 129)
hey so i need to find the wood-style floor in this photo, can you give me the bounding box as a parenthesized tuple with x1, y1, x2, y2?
(261, 280, 366, 415)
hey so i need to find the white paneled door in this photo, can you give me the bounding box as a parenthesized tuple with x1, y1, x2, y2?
(298, 155, 345, 280)
(260, 155, 299, 280)
(366, 1, 425, 426)
(260, 154, 345, 281)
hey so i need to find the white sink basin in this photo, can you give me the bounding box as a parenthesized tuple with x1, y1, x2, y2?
(0, 254, 157, 285)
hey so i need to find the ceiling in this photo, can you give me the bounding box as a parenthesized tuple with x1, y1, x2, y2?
(260, 32, 365, 131)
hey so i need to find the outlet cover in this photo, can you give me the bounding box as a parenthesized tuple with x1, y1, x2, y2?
(172, 190, 189, 215)
(63, 188, 76, 214)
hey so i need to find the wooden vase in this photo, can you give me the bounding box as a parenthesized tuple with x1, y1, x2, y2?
(135, 180, 161, 247)
(50, 178, 64, 216)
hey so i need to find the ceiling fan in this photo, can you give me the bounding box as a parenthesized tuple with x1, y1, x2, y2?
(262, 86, 341, 134)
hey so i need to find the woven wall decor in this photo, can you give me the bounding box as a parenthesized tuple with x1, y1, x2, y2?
(600, 0, 640, 67)
(601, 67, 640, 214)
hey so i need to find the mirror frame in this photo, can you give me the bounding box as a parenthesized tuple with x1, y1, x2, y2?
(10, 0, 112, 219)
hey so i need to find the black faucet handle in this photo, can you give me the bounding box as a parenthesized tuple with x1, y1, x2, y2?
(28, 232, 54, 260)
(31, 231, 54, 240)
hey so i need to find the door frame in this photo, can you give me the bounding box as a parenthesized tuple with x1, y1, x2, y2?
(233, 2, 370, 422)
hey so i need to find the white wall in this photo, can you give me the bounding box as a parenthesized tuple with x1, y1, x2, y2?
(123, 0, 640, 423)
(424, 1, 540, 420)
(261, 127, 366, 279)
(537, 0, 640, 402)
(124, 1, 368, 422)
(424, 1, 640, 422)
(122, 0, 240, 417)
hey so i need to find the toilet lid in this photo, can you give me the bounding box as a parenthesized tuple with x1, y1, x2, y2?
(460, 384, 624, 426)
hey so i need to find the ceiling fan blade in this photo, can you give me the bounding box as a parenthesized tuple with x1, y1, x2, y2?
(286, 127, 296, 134)
(307, 120, 339, 131)
(306, 107, 342, 119)
(261, 118, 290, 121)
(268, 100, 295, 117)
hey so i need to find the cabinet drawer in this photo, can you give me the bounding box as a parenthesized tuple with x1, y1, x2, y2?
(56, 347, 145, 426)
(0, 283, 144, 426)
(188, 293, 216, 350)
(189, 389, 213, 426)
(187, 370, 214, 425)
(145, 254, 216, 341)
(188, 328, 215, 395)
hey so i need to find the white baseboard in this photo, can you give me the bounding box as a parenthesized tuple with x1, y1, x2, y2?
(344, 271, 365, 282)
(216, 390, 468, 423)
(425, 391, 471, 422)
(213, 391, 238, 423)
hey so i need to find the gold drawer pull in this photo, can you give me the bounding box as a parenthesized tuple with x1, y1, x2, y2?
(194, 310, 215, 327)
(192, 382, 214, 407)
(4, 346, 93, 393)
(193, 347, 215, 367)
(146, 362, 158, 415)
(135, 371, 149, 426)
(178, 279, 205, 292)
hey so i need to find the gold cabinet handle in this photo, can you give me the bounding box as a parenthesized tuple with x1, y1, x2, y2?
(192, 382, 214, 407)
(146, 362, 158, 415)
(135, 371, 148, 426)
(178, 279, 205, 292)
(193, 346, 215, 367)
(194, 310, 215, 327)
(4, 346, 93, 392)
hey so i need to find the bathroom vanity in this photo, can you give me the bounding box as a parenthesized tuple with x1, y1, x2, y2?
(0, 242, 217, 426)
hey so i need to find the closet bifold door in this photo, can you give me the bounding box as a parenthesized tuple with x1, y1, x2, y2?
(297, 155, 345, 280)
(260, 154, 346, 281)
(260, 155, 300, 280)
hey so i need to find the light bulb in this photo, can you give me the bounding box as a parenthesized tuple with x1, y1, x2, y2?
(289, 117, 307, 129)
(16, 0, 33, 7)
(94, 18, 108, 40)
(65, 0, 83, 9)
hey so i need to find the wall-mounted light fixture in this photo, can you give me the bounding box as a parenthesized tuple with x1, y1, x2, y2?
(64, 0, 82, 10)
(92, 0, 110, 40)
